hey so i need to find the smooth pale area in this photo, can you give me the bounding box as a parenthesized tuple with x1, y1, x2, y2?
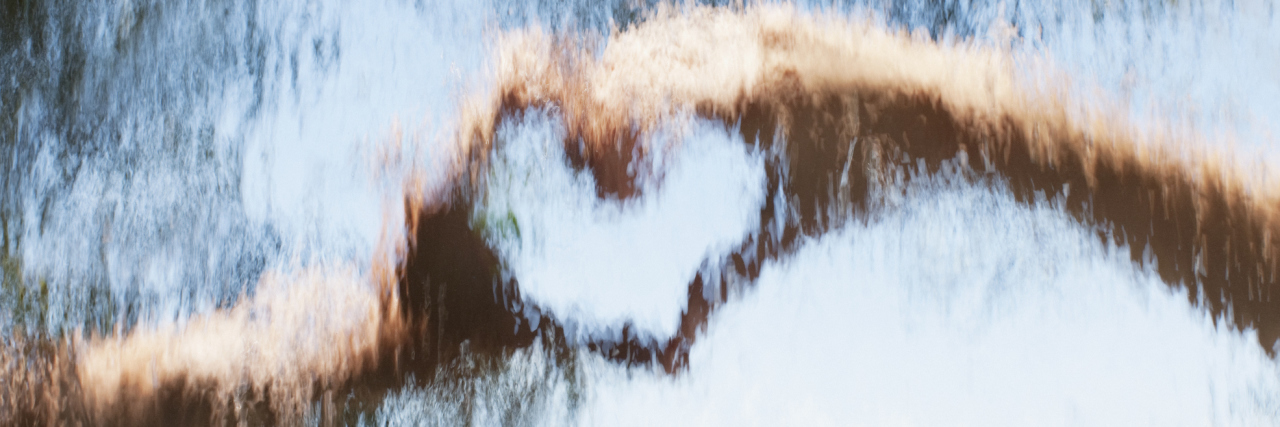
(483, 114, 766, 339)
(579, 176, 1280, 426)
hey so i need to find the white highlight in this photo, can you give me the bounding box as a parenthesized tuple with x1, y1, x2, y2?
(580, 176, 1280, 425)
(482, 114, 766, 338)
(241, 0, 490, 259)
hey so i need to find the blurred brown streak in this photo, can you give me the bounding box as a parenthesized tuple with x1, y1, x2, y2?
(405, 82, 1280, 382)
(48, 85, 1280, 427)
(703, 87, 1280, 356)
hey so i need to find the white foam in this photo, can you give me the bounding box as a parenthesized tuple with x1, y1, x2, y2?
(240, 0, 491, 260)
(12, 0, 499, 325)
(481, 114, 766, 339)
(574, 176, 1280, 425)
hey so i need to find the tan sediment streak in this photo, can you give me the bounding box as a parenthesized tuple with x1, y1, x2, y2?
(462, 5, 1262, 193)
(467, 4, 1277, 254)
(458, 5, 1280, 342)
(68, 128, 434, 423)
(73, 263, 406, 421)
(66, 102, 437, 424)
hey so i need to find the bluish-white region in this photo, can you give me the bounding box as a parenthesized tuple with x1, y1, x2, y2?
(240, 0, 490, 261)
(482, 113, 767, 339)
(876, 0, 1280, 159)
(576, 175, 1280, 426)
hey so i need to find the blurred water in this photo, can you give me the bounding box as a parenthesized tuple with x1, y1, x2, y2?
(2, 0, 1279, 424)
